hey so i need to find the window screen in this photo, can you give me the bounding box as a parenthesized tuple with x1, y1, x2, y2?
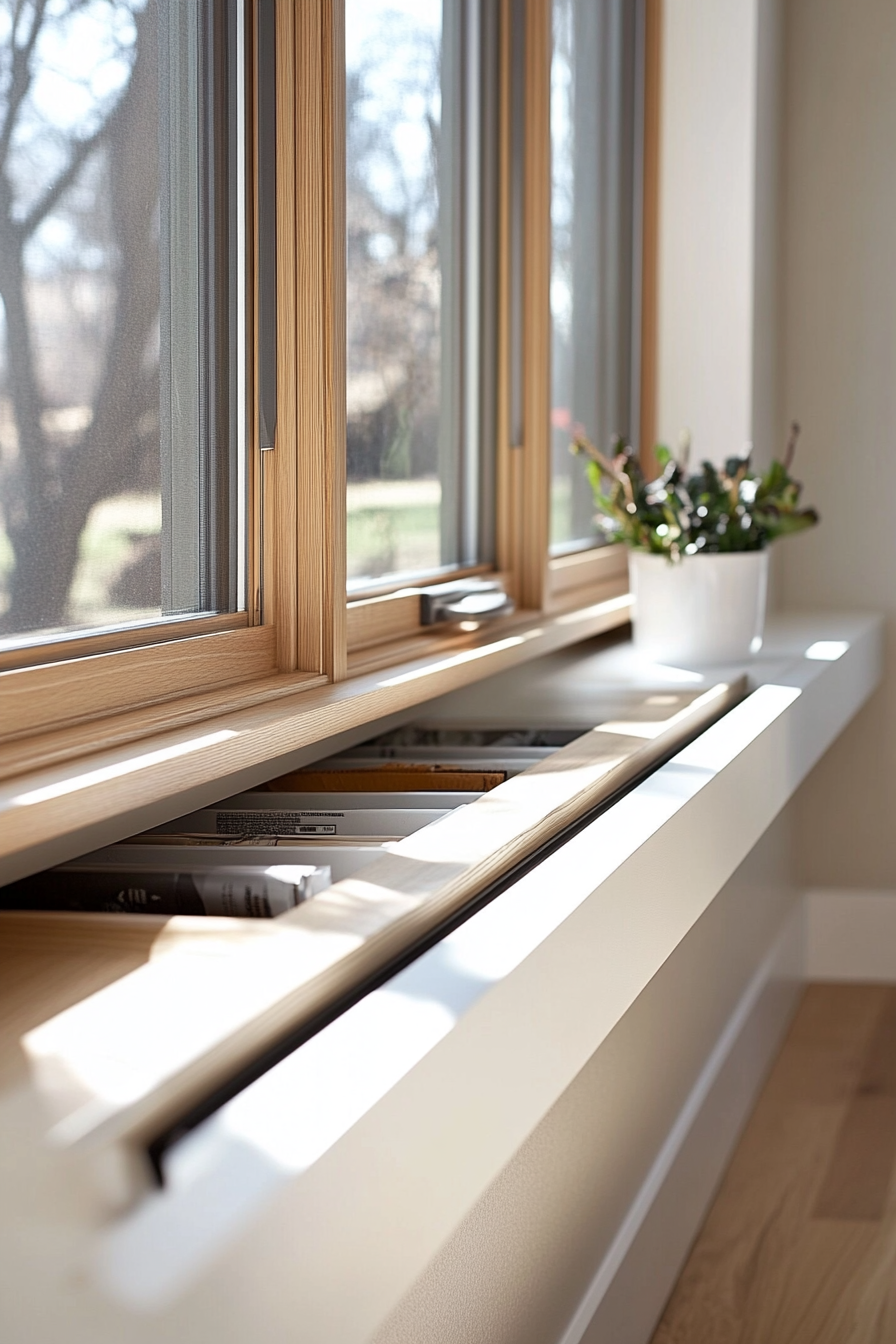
(345, 0, 497, 591)
(0, 0, 243, 648)
(550, 0, 641, 553)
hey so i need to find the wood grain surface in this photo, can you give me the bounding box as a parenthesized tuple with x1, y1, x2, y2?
(546, 545, 629, 601)
(0, 597, 631, 869)
(266, 0, 299, 671)
(291, 0, 346, 678)
(519, 0, 551, 611)
(0, 611, 247, 674)
(0, 912, 168, 1089)
(652, 984, 896, 1344)
(346, 569, 511, 654)
(0, 669, 327, 783)
(0, 626, 277, 741)
(0, 911, 297, 1090)
(346, 589, 424, 653)
(494, 0, 515, 593)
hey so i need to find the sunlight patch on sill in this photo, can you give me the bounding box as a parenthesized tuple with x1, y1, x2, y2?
(805, 640, 849, 662)
(554, 593, 631, 626)
(377, 633, 536, 687)
(11, 730, 239, 807)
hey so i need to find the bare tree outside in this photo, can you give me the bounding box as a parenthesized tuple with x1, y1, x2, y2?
(0, 0, 162, 641)
(345, 0, 444, 585)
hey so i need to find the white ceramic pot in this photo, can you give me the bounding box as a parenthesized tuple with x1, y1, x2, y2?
(628, 549, 769, 665)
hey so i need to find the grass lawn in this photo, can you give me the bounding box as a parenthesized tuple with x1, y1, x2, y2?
(347, 478, 441, 583)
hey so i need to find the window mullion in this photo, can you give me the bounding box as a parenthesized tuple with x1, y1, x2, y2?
(265, 0, 346, 679)
(518, 0, 552, 611)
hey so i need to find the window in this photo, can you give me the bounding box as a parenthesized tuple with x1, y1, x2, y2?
(0, 0, 653, 806)
(549, 0, 642, 555)
(344, 0, 498, 592)
(0, 0, 244, 652)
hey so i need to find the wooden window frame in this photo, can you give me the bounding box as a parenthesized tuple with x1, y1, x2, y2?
(0, 1, 341, 761)
(0, 0, 659, 836)
(0, 1, 280, 752)
(342, 0, 547, 651)
(344, 0, 655, 652)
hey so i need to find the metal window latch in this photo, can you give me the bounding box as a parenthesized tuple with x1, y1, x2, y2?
(419, 578, 515, 625)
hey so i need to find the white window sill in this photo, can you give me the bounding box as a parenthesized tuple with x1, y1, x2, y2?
(88, 612, 883, 1335)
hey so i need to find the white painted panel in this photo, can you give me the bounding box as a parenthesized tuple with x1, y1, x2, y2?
(0, 616, 882, 1344)
(575, 903, 804, 1344)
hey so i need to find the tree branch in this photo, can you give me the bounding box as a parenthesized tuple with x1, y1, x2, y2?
(0, 0, 47, 168)
(21, 122, 105, 237)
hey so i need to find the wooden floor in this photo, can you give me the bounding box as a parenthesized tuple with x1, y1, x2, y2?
(652, 984, 896, 1344)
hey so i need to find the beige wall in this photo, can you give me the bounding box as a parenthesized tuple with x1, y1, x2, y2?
(655, 0, 759, 459)
(752, 0, 784, 467)
(779, 0, 896, 887)
(655, 0, 783, 468)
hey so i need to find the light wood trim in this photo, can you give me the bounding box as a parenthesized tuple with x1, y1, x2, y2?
(340, 0, 507, 648)
(264, 2, 347, 678)
(546, 574, 631, 621)
(291, 1, 324, 673)
(0, 910, 294, 1090)
(639, 0, 662, 475)
(495, 0, 517, 596)
(0, 911, 169, 1089)
(548, 545, 628, 597)
(0, 627, 278, 743)
(347, 561, 494, 606)
(14, 679, 740, 1151)
(345, 565, 496, 650)
(0, 611, 248, 674)
(247, 0, 262, 627)
(346, 569, 513, 653)
(546, 545, 630, 609)
(346, 604, 535, 678)
(347, 631, 493, 679)
(347, 591, 424, 652)
(0, 3, 264, 710)
(0, 598, 632, 877)
(321, 0, 348, 679)
(0, 669, 327, 784)
(519, 0, 552, 610)
(264, 0, 300, 671)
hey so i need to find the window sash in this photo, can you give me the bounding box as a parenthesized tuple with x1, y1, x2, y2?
(0, 0, 245, 652)
(0, 0, 654, 766)
(343, 0, 500, 593)
(548, 0, 644, 554)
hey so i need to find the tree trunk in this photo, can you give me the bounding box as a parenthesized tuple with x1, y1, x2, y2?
(0, 0, 159, 638)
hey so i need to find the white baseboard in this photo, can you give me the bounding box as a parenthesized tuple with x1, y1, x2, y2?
(559, 905, 804, 1344)
(805, 889, 896, 982)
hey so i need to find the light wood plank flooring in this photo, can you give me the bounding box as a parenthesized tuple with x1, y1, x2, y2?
(652, 984, 896, 1344)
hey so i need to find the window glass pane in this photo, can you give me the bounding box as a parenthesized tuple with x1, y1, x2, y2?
(345, 0, 495, 591)
(550, 0, 639, 553)
(0, 0, 241, 650)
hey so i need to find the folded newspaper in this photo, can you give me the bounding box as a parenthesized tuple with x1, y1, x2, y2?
(0, 863, 332, 918)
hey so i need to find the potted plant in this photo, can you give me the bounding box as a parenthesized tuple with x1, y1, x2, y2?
(571, 423, 819, 664)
